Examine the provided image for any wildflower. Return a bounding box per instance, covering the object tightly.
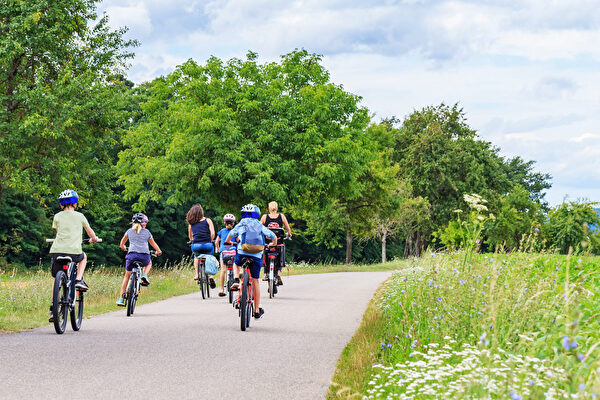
[578,353,585,361]
[431,252,436,257]
[579,384,586,391]
[428,279,434,287]
[528,380,534,386]
[437,297,442,302]
[561,336,570,351]
[509,391,522,400]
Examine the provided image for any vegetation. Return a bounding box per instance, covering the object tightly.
[329,252,600,399]
[1,0,597,270]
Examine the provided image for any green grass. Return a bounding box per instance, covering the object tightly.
[329,252,600,399]
[0,260,199,332]
[0,258,401,332]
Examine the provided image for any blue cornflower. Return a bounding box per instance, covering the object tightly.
[460,279,465,284]
[401,290,405,294]
[562,336,570,350]
[437,297,442,302]
[579,384,586,391]
[528,380,534,386]
[578,353,585,361]
[431,253,435,257]
[428,279,434,287]
[509,391,522,400]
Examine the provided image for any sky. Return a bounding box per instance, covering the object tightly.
[97,0,600,206]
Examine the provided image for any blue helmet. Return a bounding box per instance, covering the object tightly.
[58,189,79,206]
[240,204,260,219]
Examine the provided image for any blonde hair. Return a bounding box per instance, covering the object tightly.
[268,201,278,213]
[132,222,142,234]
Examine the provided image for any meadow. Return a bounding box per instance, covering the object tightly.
[329,252,600,399]
[0,259,400,332]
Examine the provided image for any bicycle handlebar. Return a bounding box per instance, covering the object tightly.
[46,238,102,243]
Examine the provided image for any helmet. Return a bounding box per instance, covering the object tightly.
[240,204,260,219]
[58,189,79,206]
[132,213,148,223]
[223,213,236,223]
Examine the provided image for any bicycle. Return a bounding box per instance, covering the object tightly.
[124,250,157,317]
[188,241,211,299]
[46,238,102,334]
[235,257,255,331]
[222,249,237,304]
[264,228,290,299]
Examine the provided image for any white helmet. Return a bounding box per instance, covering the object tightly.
[223,213,236,223]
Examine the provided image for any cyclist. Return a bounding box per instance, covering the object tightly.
[226,204,277,319]
[260,201,292,285]
[215,213,238,297]
[48,190,99,321]
[116,213,162,306]
[187,203,216,288]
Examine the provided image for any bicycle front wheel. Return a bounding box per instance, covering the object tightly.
[126,276,136,316]
[240,272,249,331]
[52,271,68,334]
[228,271,234,304]
[200,263,206,299]
[70,289,84,331]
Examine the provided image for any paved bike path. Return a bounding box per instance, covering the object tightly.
[0,271,391,400]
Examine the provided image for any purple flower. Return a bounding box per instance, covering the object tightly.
[571,339,578,349]
[437,297,442,302]
[578,353,585,361]
[579,384,586,391]
[562,336,570,351]
[428,279,434,287]
[528,380,534,386]
[510,391,522,400]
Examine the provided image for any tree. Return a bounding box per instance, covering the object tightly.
[544,200,600,254]
[0,0,137,202]
[369,181,429,263]
[118,50,389,263]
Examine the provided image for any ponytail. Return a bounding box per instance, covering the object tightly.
[132,222,142,234]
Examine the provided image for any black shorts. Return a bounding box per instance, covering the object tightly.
[50,253,85,277]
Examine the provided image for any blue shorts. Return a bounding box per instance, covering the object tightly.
[191,242,214,258]
[125,252,151,271]
[234,254,262,279]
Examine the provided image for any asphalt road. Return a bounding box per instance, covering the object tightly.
[0,271,391,400]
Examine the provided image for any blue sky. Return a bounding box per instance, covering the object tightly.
[98,0,600,206]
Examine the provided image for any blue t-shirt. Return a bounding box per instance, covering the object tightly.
[228,218,276,258]
[217,228,236,253]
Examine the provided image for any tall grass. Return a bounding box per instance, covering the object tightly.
[357,252,600,398]
[0,259,198,331]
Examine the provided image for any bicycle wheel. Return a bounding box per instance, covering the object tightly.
[227,270,234,304]
[240,271,249,331]
[246,301,252,328]
[199,262,206,299]
[268,260,275,299]
[70,289,84,331]
[52,271,68,334]
[126,275,136,316]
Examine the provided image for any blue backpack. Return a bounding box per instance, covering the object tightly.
[240,220,265,253]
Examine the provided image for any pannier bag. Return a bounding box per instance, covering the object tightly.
[202,254,219,275]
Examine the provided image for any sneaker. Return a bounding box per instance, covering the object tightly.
[276,275,283,286]
[141,273,150,286]
[254,307,265,319]
[262,275,269,281]
[209,277,216,289]
[231,278,240,291]
[74,280,89,292]
[116,297,125,307]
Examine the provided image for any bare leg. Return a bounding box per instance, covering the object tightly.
[253,278,260,312]
[219,260,226,292]
[193,257,199,280]
[75,253,87,281]
[120,271,132,296]
[143,261,152,275]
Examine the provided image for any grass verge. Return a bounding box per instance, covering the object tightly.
[328,252,600,399]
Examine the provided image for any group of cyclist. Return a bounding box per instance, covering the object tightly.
[48,189,291,322]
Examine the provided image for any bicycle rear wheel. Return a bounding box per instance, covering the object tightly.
[199,262,206,299]
[52,271,68,334]
[240,271,249,331]
[268,260,275,299]
[70,290,84,331]
[227,270,234,304]
[126,275,136,316]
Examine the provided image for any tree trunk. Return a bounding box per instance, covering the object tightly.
[345,229,353,265]
[381,231,387,263]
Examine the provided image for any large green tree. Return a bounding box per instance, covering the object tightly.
[118,50,391,262]
[0,0,136,202]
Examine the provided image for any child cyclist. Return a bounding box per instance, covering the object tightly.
[226,204,276,319]
[215,213,238,297]
[186,203,216,288]
[116,213,162,306]
[49,190,99,321]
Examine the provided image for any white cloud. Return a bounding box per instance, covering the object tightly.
[569,133,600,143]
[104,3,153,36]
